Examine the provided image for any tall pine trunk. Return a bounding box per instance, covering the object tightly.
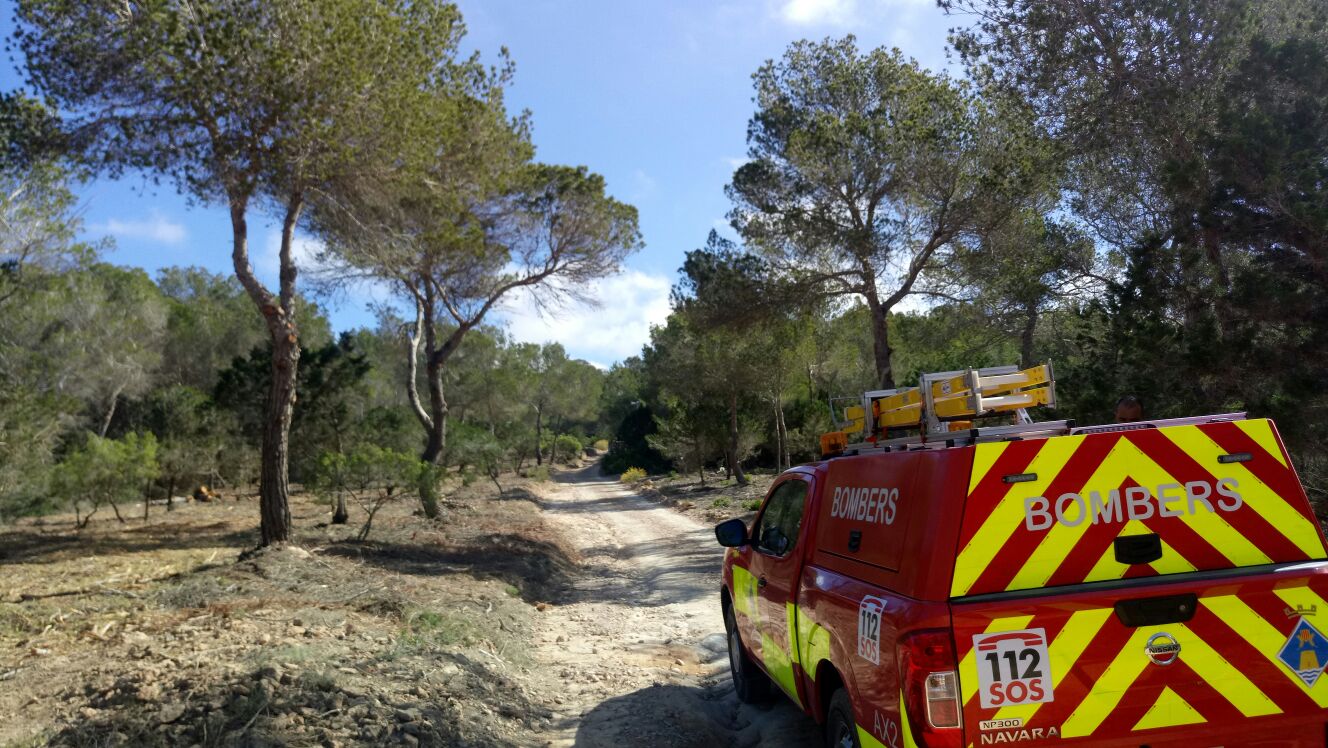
[421,352,448,466]
[865,288,894,389]
[534,407,544,466]
[230,193,299,546]
[774,394,790,471]
[728,389,748,487]
[1020,302,1039,369]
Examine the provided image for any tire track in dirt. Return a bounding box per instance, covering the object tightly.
[528,463,821,748]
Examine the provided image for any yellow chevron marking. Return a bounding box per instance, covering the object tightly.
[1110,438,1264,568]
[1236,419,1289,468]
[857,725,889,748]
[970,441,1011,495]
[1084,521,1199,582]
[952,437,1081,596]
[1202,595,1328,707]
[1163,425,1324,558]
[1132,687,1205,731]
[994,608,1113,724]
[1150,537,1199,575]
[899,692,921,748]
[1008,439,1134,590]
[1061,627,1155,738]
[732,565,760,623]
[960,615,1035,705]
[1171,622,1280,717]
[1273,585,1328,626]
[1086,542,1129,582]
[795,604,832,681]
[761,630,802,706]
[1006,436,1266,591]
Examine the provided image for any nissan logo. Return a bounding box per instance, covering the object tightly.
[1145,632,1181,666]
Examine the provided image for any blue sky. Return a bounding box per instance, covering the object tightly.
[0,0,958,366]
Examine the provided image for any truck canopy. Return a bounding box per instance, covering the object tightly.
[951,418,1325,598]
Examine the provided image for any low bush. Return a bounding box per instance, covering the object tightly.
[553,434,583,464]
[712,497,731,508]
[593,439,609,452]
[620,467,647,482]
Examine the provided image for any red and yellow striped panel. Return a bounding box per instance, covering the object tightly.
[951,419,1325,598]
[954,573,1328,744]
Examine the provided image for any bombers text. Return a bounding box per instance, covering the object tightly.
[830,486,899,525]
[1023,478,1242,531]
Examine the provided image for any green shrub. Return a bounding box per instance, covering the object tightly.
[620,467,647,482]
[593,439,609,452]
[553,434,583,464]
[50,432,160,527]
[310,445,423,540]
[527,465,550,482]
[712,497,731,508]
[744,499,763,511]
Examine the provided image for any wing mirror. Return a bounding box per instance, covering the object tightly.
[714,518,748,548]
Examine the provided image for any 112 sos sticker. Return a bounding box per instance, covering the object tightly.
[973,629,1055,709]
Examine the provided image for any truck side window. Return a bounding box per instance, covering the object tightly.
[755,480,808,557]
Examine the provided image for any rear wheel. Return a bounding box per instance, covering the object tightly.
[825,689,860,748]
[724,604,771,704]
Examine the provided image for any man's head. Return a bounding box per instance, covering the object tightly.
[1115,395,1144,423]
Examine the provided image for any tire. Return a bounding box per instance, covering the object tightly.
[724,604,772,704]
[825,689,860,748]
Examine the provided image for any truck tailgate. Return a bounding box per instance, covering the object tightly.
[952,563,1328,747]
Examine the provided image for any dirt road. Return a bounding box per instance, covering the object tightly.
[529,464,822,748]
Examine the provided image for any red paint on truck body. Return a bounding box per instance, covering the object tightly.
[720,418,1328,747]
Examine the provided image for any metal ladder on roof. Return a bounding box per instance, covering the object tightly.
[820,363,1066,456]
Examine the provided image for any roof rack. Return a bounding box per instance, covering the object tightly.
[820,363,1060,457]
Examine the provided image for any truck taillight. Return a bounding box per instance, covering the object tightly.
[924,672,960,727]
[899,630,963,747]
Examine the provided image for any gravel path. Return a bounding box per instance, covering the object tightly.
[529,463,821,748]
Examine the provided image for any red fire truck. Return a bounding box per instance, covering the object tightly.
[717,364,1328,747]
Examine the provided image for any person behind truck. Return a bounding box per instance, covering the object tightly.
[1115,395,1144,423]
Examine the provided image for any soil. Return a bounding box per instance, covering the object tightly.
[625,471,777,527]
[0,461,820,747]
[525,464,819,747]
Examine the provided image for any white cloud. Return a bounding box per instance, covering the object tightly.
[773,0,931,27]
[499,270,673,365]
[258,229,326,278]
[779,0,858,25]
[95,211,186,244]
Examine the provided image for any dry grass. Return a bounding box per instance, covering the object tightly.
[0,474,574,747]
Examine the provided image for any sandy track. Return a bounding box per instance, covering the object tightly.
[529,464,821,748]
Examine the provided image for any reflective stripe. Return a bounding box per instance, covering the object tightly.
[1132,687,1204,731]
[795,603,832,681]
[731,565,759,622]
[1163,426,1321,558]
[1167,622,1279,718]
[761,630,802,706]
[953,438,1080,596]
[952,419,1324,597]
[1060,627,1155,738]
[898,691,921,748]
[857,725,889,748]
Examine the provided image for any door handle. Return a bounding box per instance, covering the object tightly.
[758,576,767,588]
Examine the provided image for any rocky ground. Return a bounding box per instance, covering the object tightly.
[0,461,819,748]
